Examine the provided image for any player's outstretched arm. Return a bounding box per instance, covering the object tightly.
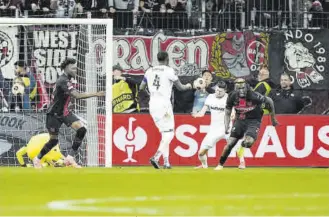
[16,147,28,167]
[265,96,279,126]
[70,90,105,99]
[173,80,192,91]
[192,105,208,118]
[224,108,232,133]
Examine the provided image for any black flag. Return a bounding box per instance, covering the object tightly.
[269,29,329,90]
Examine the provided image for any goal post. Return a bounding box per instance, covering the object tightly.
[0,18,113,168]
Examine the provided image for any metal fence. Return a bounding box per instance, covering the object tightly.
[0,5,329,33]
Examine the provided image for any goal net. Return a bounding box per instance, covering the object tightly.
[0,18,113,167]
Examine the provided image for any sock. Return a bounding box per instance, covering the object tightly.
[69,127,87,157]
[237,146,245,163]
[155,130,174,163]
[153,150,162,161]
[163,157,169,166]
[198,154,207,167]
[72,127,87,151]
[219,142,237,166]
[37,139,58,160]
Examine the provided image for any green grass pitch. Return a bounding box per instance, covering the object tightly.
[0,167,328,216]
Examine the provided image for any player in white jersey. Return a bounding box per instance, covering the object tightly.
[192,81,245,168]
[139,51,193,169]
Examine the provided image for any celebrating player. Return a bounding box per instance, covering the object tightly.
[33,58,105,168]
[215,78,278,170]
[16,133,65,168]
[139,51,193,169]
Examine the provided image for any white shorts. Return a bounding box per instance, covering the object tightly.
[149,102,174,132]
[200,128,227,151]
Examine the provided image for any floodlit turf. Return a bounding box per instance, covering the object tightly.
[0,167,328,216]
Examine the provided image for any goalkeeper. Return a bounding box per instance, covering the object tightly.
[16,133,65,167]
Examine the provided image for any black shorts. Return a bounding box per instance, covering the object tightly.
[230,119,261,140]
[46,113,80,134]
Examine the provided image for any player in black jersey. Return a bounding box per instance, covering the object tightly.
[215,78,278,170]
[33,58,105,168]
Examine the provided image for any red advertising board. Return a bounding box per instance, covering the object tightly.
[101,114,329,167]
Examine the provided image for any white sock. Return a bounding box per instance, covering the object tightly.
[198,154,208,167]
[153,150,162,161]
[156,131,174,164]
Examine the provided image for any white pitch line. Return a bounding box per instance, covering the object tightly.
[47,193,329,214]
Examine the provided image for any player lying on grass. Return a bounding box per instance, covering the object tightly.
[192,81,245,169]
[16,133,65,168]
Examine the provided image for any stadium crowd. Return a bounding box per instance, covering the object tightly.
[0,0,328,29]
[0,0,328,114]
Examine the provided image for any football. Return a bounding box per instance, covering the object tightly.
[193,77,206,90]
[11,82,25,96]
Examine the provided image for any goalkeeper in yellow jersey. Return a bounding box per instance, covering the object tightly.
[16,133,65,167]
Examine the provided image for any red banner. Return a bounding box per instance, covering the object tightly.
[113,31,269,79]
[104,114,329,167]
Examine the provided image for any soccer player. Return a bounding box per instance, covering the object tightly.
[33,58,105,168]
[16,133,65,168]
[139,51,193,169]
[215,78,278,170]
[192,81,232,168]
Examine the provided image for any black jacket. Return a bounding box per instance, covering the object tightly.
[269,87,305,114]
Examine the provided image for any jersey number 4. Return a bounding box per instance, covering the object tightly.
[153,74,160,90]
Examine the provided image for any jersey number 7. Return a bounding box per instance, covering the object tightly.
[153,74,160,90]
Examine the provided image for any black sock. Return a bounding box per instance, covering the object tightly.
[68,127,87,156]
[219,143,237,166]
[37,139,58,159]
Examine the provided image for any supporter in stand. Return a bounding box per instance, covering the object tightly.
[112,64,140,113]
[164,0,187,29]
[308,0,324,27]
[139,0,166,29]
[52,0,77,18]
[75,0,111,18]
[174,69,215,113]
[269,73,312,114]
[253,66,276,115]
[112,0,139,28]
[192,70,216,113]
[0,0,22,17]
[10,61,37,112]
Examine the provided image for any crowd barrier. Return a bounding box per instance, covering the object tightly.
[2,8,329,31]
[108,113,329,167]
[0,112,328,167]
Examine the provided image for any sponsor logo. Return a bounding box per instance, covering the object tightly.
[113,117,147,162]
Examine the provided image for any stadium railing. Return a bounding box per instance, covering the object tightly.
[2,8,329,31]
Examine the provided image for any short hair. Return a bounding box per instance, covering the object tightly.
[14,60,27,68]
[260,64,268,70]
[216,80,227,89]
[60,58,76,70]
[281,73,292,81]
[157,51,168,62]
[113,64,123,71]
[202,69,212,75]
